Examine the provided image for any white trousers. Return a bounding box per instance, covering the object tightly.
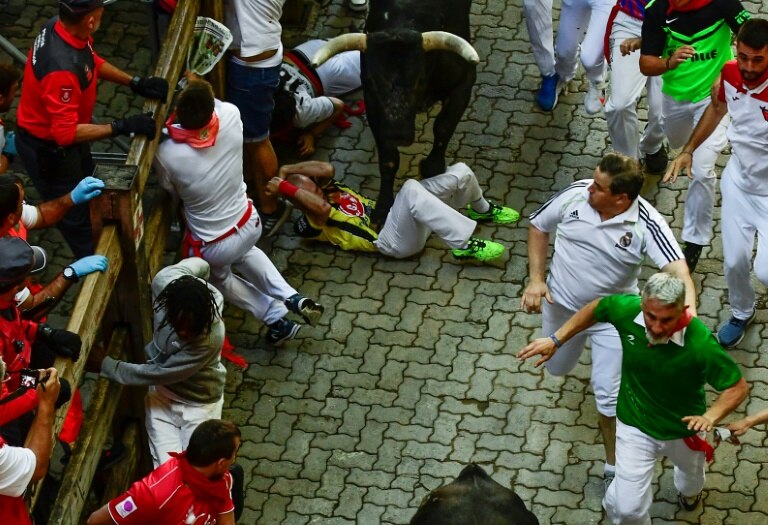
[721,159,768,319]
[555,0,614,84]
[603,420,706,525]
[523,0,556,76]
[542,301,622,416]
[663,94,729,245]
[197,206,296,325]
[604,12,665,158]
[374,165,479,258]
[145,388,224,468]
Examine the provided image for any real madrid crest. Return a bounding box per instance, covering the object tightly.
[617,231,633,249]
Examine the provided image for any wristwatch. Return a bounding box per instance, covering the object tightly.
[62,266,79,283]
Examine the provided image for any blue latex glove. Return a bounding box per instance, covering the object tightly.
[68,255,108,277]
[2,131,16,156]
[70,177,105,205]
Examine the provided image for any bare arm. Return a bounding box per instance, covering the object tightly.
[278,161,336,182]
[520,225,552,313]
[297,98,346,157]
[664,100,728,183]
[266,176,332,226]
[218,511,235,525]
[727,406,768,437]
[18,273,73,320]
[639,45,695,76]
[517,298,601,367]
[72,123,115,144]
[98,61,133,86]
[86,505,116,525]
[661,259,697,316]
[682,377,749,432]
[28,193,76,229]
[70,62,132,144]
[24,368,60,482]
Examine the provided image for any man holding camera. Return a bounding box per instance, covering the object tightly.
[0,363,61,525]
[15,0,168,258]
[0,238,83,445]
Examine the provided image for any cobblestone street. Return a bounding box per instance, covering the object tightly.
[3,0,768,523]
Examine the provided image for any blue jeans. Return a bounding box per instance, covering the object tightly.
[226,61,281,141]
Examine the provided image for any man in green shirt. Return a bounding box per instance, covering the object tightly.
[639,0,749,271]
[518,272,748,523]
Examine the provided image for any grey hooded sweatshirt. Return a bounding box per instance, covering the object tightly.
[100,258,227,404]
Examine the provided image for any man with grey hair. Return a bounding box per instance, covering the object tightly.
[518,272,748,522]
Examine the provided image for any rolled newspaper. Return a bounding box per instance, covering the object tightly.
[177,17,233,90]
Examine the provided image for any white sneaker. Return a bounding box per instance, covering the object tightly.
[584,81,605,115]
[348,0,368,11]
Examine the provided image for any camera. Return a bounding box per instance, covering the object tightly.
[19,369,48,389]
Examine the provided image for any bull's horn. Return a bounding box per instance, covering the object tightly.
[421,31,480,64]
[311,34,367,67]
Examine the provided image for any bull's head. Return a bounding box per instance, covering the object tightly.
[409,464,540,525]
[312,31,479,146]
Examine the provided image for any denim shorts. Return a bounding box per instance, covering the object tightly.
[226,61,281,142]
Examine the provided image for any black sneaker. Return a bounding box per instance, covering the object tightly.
[266,317,301,346]
[643,146,669,174]
[259,200,294,238]
[285,293,324,326]
[678,492,702,511]
[98,442,127,470]
[683,242,703,272]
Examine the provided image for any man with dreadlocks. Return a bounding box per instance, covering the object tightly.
[100,258,227,467]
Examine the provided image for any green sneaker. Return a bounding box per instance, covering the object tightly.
[451,238,505,262]
[467,201,521,224]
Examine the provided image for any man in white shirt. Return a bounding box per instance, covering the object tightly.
[225,0,289,236]
[521,152,695,487]
[156,79,323,346]
[0,366,60,525]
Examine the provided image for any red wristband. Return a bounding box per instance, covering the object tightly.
[278,180,299,198]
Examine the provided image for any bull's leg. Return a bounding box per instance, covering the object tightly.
[421,72,476,178]
[372,145,400,225]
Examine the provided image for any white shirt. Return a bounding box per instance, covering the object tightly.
[721,63,768,194]
[0,444,36,497]
[155,100,250,242]
[226,0,285,63]
[293,40,361,96]
[530,180,684,311]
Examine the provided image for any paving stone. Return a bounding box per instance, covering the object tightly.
[6,0,766,522]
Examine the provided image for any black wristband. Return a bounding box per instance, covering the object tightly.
[130,75,141,91]
[549,334,562,349]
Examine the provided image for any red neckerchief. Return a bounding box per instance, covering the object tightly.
[165,112,219,149]
[671,306,693,333]
[168,451,232,508]
[667,0,714,15]
[683,435,715,462]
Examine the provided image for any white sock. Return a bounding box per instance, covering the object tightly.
[471,198,490,213]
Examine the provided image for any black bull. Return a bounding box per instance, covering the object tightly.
[410,464,540,525]
[312,0,478,223]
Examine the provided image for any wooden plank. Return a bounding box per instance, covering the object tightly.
[46,328,129,525]
[129,0,201,197]
[98,422,141,509]
[146,192,178,278]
